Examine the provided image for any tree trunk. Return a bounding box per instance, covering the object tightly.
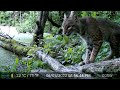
[48,14,52,32]
[32,11,49,46]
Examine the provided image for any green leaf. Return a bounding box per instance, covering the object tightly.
[67,48,73,54]
[81,11,88,17]
[15,58,19,65]
[56,35,63,41]
[63,35,69,44]
[91,12,97,18]
[103,48,108,52]
[33,60,43,68]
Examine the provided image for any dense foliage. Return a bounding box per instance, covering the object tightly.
[0,11,39,33]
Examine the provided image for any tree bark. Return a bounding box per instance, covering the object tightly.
[48,14,52,32]
[32,11,49,46]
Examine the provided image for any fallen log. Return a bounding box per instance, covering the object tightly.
[0,42,30,56]
[0,35,41,56]
[36,50,81,73]
[35,50,120,79]
[0,35,26,46]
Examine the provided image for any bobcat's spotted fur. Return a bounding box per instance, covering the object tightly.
[61,11,120,65]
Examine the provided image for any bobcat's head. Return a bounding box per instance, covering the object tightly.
[61,11,81,36]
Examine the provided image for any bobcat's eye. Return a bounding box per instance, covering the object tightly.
[66,26,71,29]
[67,26,72,30]
[67,25,75,30]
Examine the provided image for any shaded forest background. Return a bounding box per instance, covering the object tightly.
[0,11,119,33]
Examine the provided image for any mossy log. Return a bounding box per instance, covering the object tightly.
[0,36,26,46]
[0,43,30,56]
[0,36,40,56]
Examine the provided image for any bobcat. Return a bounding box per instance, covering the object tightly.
[61,11,120,66]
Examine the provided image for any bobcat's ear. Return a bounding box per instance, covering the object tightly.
[64,13,67,21]
[74,15,79,22]
[69,11,75,18]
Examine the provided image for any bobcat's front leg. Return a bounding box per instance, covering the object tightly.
[79,40,103,66]
[89,40,103,63]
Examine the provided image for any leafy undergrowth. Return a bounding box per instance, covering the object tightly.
[42,34,85,66]
[0,33,110,73]
[19,33,110,72]
[41,33,110,65]
[4,34,86,72]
